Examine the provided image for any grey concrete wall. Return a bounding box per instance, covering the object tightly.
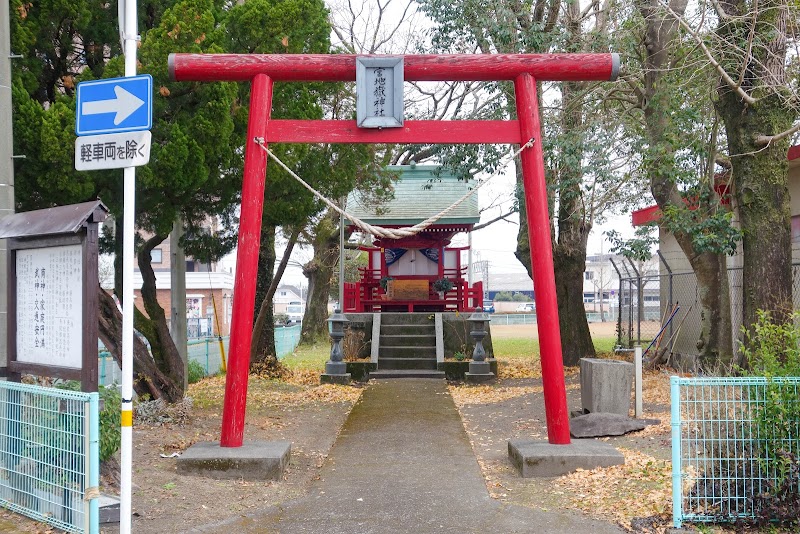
[343,313,375,360]
[441,313,494,359]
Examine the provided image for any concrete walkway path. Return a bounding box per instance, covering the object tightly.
[196,379,623,533]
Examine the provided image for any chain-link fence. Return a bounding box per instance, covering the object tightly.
[615,256,800,366]
[611,257,662,347]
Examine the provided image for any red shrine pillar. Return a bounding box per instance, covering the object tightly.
[221,74,274,447]
[514,73,571,445]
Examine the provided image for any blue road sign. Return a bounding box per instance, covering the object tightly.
[75,75,152,136]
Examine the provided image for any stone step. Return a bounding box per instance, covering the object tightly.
[380,334,435,347]
[369,369,446,379]
[377,358,438,370]
[378,312,437,326]
[379,346,436,359]
[380,324,435,336]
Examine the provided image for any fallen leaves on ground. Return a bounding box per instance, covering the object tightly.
[448,384,543,406]
[642,370,673,406]
[497,358,542,379]
[636,412,671,437]
[189,375,362,409]
[554,447,672,531]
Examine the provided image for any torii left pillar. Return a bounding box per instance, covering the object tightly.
[220,73,273,446]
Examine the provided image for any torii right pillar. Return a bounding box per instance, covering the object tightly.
[508,71,626,477]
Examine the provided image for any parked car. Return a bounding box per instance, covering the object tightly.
[482,300,495,313]
[515,302,535,312]
[286,301,305,325]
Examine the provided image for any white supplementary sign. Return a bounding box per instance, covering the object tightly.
[74,130,151,171]
[16,245,83,369]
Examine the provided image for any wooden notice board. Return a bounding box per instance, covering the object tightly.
[388,279,429,301]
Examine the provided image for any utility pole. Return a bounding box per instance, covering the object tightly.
[170,218,188,389]
[0,0,17,368]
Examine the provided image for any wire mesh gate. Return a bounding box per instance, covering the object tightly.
[671,376,800,528]
[0,382,99,533]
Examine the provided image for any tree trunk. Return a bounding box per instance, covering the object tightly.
[716,93,793,330]
[301,211,340,344]
[251,225,277,365]
[554,78,596,365]
[638,0,735,368]
[106,219,184,401]
[135,234,185,400]
[98,288,183,401]
[251,228,299,361]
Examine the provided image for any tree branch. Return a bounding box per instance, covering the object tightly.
[754,122,800,147]
[660,0,757,104]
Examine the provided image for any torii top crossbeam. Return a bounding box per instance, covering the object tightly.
[169,53,619,82]
[169,52,619,448]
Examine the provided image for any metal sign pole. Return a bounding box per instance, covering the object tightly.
[120,0,138,530]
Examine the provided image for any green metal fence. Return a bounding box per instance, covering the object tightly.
[0,382,99,533]
[671,376,800,528]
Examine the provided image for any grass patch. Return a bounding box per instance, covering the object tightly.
[593,336,617,355]
[492,337,540,359]
[281,342,329,371]
[492,336,618,360]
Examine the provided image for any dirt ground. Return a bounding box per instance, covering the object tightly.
[3,324,683,533]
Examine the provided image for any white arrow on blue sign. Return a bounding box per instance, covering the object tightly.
[75,75,153,136]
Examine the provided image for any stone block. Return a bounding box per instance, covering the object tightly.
[98,494,121,523]
[570,412,660,438]
[320,372,351,385]
[177,440,291,481]
[580,358,633,416]
[438,359,498,380]
[508,439,624,477]
[346,361,377,382]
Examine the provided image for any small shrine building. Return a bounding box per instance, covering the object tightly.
[342,164,484,313]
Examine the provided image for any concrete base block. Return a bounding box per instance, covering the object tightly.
[508,439,624,477]
[98,494,121,523]
[320,373,351,385]
[465,360,495,383]
[177,440,291,481]
[325,361,347,375]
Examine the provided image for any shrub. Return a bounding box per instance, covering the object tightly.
[343,328,368,361]
[98,386,122,462]
[56,382,121,463]
[187,359,206,384]
[739,310,800,525]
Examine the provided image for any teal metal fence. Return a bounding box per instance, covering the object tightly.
[275,325,302,359]
[98,325,303,384]
[0,382,99,533]
[671,376,800,528]
[486,314,537,325]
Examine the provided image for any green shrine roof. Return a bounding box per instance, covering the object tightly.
[347,165,480,226]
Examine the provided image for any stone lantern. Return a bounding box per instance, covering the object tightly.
[465,308,494,383]
[321,309,351,384]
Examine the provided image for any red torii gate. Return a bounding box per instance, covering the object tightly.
[169,53,620,447]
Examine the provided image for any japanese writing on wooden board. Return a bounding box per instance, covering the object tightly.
[16,245,83,368]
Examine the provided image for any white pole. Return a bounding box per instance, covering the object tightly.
[120,0,138,531]
[634,345,643,418]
